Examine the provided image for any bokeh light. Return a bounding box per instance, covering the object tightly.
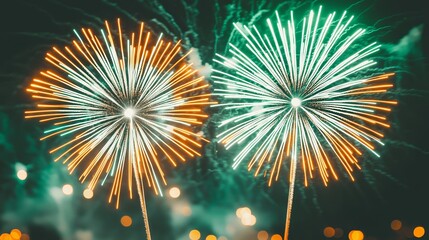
[169,187,181,198]
[270,234,282,240]
[413,226,425,238]
[0,233,12,240]
[324,226,335,238]
[120,215,132,227]
[236,207,251,218]
[9,229,21,240]
[348,230,364,240]
[241,214,257,226]
[218,237,227,240]
[206,234,216,240]
[83,189,94,199]
[62,184,73,195]
[257,230,269,240]
[189,229,201,240]
[391,220,402,231]
[237,206,257,227]
[16,170,27,181]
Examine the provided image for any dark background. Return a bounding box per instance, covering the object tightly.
[0,0,428,240]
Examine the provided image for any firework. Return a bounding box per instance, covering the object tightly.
[26,19,212,239]
[213,7,396,239]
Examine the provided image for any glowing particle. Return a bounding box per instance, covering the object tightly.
[189,229,201,240]
[120,215,132,227]
[169,187,181,199]
[348,230,364,240]
[9,229,21,240]
[236,207,251,219]
[62,184,73,195]
[414,226,425,238]
[391,220,402,231]
[17,170,27,181]
[323,227,335,238]
[83,189,94,199]
[241,214,257,226]
[0,234,12,240]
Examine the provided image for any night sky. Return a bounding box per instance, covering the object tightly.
[0,0,428,240]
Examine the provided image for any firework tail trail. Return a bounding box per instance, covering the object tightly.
[284,154,296,239]
[129,119,151,239]
[284,115,298,239]
[134,168,151,240]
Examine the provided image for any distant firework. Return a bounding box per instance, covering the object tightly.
[213,7,396,239]
[26,19,212,239]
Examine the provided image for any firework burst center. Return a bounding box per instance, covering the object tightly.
[123,107,136,119]
[290,98,302,108]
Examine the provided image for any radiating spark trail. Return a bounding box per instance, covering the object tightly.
[26,19,213,239]
[213,7,396,239]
